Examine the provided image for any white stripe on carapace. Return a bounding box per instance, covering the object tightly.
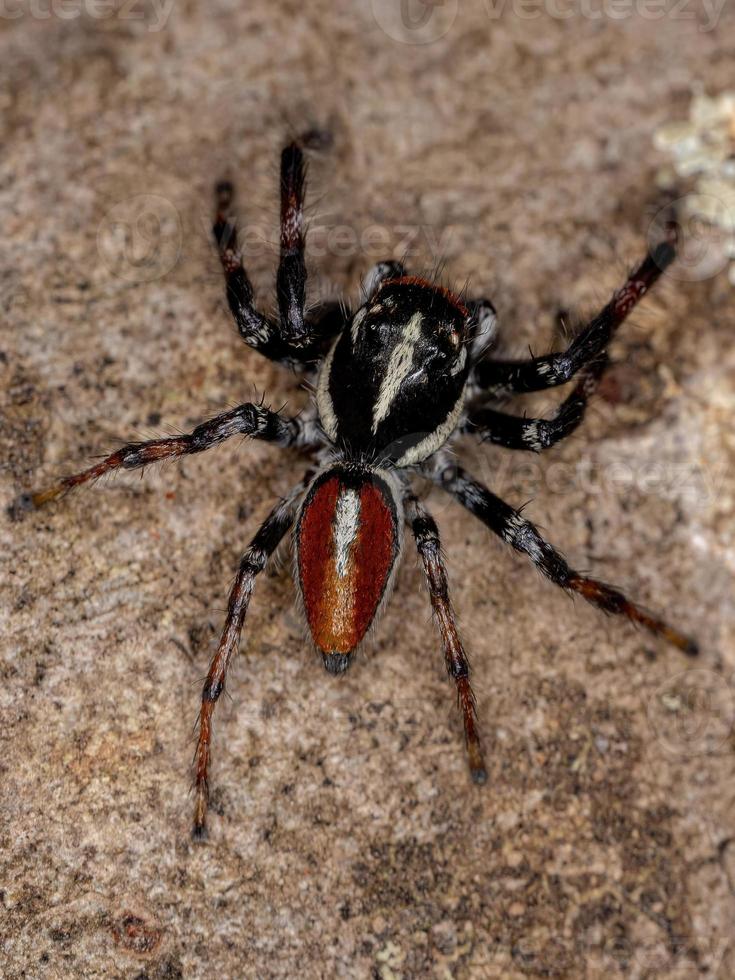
[316,339,339,441]
[333,488,361,577]
[371,311,423,434]
[350,307,367,346]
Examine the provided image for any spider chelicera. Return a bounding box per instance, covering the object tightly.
[17,142,697,839]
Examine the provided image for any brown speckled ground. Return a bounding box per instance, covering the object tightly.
[2,3,735,978]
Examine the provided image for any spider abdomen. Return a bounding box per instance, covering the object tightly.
[295,466,403,674]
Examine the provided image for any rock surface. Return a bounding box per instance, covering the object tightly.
[1,3,734,977]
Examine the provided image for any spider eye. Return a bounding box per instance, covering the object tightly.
[368,319,390,338]
[430,318,461,350]
[430,344,452,367]
[435,325,462,359]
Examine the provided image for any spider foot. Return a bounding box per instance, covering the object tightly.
[215,179,234,213]
[457,676,488,785]
[665,629,699,657]
[192,790,209,843]
[567,574,699,657]
[6,488,58,520]
[468,742,488,786]
[191,822,208,843]
[7,492,34,521]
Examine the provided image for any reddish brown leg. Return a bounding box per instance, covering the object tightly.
[192,493,298,840]
[14,403,301,513]
[406,494,487,785]
[436,463,698,656]
[473,230,677,395]
[213,143,339,363]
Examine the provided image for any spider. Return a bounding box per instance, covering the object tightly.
[16,141,698,840]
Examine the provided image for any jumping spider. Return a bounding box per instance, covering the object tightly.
[17,142,697,839]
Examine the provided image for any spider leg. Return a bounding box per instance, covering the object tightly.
[406,493,487,784]
[431,461,698,655]
[213,180,280,357]
[472,234,676,396]
[462,354,607,452]
[362,259,406,301]
[467,298,498,361]
[192,484,303,839]
[15,402,312,511]
[276,142,308,345]
[213,143,341,365]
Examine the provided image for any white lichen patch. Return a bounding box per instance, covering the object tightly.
[654,87,735,285]
[375,941,405,980]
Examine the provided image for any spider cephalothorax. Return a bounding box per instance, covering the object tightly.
[318,277,472,466]
[17,141,697,840]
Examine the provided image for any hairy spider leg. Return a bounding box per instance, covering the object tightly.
[15,403,311,511]
[277,143,308,344]
[362,259,406,301]
[462,354,608,452]
[405,494,487,784]
[193,485,306,840]
[434,463,698,655]
[472,234,676,396]
[213,144,341,365]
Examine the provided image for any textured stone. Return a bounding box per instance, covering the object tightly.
[1,3,734,978]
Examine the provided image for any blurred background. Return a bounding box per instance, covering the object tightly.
[1,2,734,977]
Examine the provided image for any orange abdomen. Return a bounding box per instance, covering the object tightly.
[295,468,401,659]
